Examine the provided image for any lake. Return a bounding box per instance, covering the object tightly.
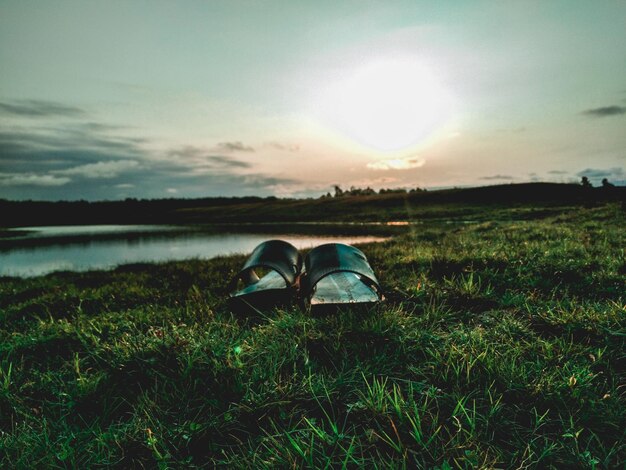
[0,225,388,277]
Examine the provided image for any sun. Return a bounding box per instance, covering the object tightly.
[316,58,454,152]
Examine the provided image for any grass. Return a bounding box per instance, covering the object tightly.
[0,202,624,468]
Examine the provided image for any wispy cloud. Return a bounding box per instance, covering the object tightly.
[367,157,425,171]
[167,146,252,171]
[548,170,568,175]
[0,126,145,175]
[582,105,626,117]
[0,172,70,187]
[53,160,141,179]
[80,122,132,132]
[240,175,299,187]
[0,99,86,118]
[0,100,301,200]
[0,123,142,154]
[265,141,301,152]
[203,155,250,168]
[576,167,623,178]
[480,174,514,180]
[215,141,255,152]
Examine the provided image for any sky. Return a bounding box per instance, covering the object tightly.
[1,0,625,201]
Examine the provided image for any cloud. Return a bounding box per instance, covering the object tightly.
[0,99,86,118]
[215,141,255,152]
[367,157,425,171]
[79,122,135,133]
[54,160,140,179]
[265,141,301,152]
[0,172,70,187]
[240,175,299,187]
[548,170,568,175]
[479,174,514,180]
[576,167,623,178]
[0,100,301,200]
[582,106,626,117]
[0,124,145,175]
[0,124,144,160]
[0,118,150,198]
[202,155,250,169]
[166,146,251,171]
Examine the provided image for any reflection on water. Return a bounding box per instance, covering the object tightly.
[5,224,180,238]
[0,229,387,277]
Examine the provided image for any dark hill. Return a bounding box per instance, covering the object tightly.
[1,183,623,227]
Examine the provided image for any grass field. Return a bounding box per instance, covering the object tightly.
[0,202,624,468]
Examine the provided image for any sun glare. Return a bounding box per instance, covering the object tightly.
[316,58,454,152]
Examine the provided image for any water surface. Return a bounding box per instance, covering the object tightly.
[0,226,387,277]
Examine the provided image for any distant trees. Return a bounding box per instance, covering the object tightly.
[581,176,617,189]
[602,178,615,188]
[579,175,621,207]
[378,188,406,195]
[333,185,375,197]
[347,186,376,196]
[325,185,425,198]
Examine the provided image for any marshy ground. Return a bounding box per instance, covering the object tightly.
[0,202,624,468]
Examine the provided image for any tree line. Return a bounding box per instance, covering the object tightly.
[320,185,426,198]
